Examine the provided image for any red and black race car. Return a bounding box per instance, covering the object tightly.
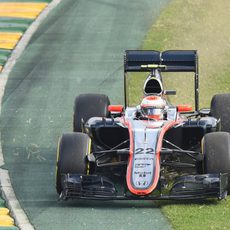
[56,50,230,200]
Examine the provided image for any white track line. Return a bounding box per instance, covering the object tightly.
[0,1,62,229]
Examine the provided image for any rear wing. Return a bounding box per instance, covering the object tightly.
[124,50,198,72]
[124,50,199,110]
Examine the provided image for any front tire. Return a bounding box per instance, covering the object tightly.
[203,132,230,190]
[73,94,110,132]
[56,132,91,194]
[210,94,230,132]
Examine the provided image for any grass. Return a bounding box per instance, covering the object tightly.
[156,198,230,230]
[134,0,230,229]
[141,0,230,108]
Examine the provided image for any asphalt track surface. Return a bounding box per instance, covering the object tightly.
[1,0,171,229]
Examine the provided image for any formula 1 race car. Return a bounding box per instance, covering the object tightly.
[56,50,230,200]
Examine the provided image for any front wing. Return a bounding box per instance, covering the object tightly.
[59,173,228,200]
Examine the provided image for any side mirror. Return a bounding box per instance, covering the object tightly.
[164,90,176,95]
[108,105,124,114]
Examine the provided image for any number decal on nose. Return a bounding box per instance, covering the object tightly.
[135,148,154,154]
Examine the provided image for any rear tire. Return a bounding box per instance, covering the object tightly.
[210,94,230,132]
[203,132,230,190]
[56,132,91,194]
[73,94,110,132]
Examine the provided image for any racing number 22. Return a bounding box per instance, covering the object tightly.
[135,148,154,154]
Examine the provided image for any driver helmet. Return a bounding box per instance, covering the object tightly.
[140,96,166,120]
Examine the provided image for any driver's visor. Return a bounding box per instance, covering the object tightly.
[141,108,163,116]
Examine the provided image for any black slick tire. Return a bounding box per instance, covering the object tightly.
[203,132,230,190]
[73,94,110,132]
[56,132,91,194]
[210,94,230,132]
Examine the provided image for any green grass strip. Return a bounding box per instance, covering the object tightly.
[0,27,27,33]
[0,18,32,25]
[0,50,11,65]
[0,49,11,56]
[0,18,32,32]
